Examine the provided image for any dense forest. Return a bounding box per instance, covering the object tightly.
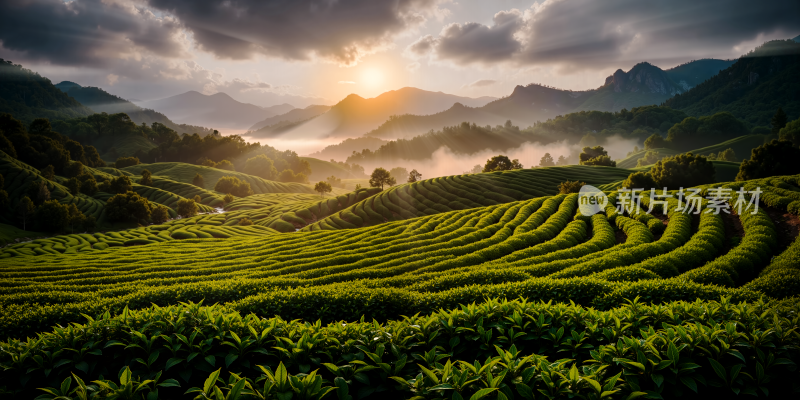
[0,59,94,123]
[664,40,800,127]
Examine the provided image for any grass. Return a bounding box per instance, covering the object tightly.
[0,223,44,247]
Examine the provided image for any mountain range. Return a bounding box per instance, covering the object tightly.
[54,82,215,135]
[136,91,297,130]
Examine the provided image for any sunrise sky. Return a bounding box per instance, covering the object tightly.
[1,0,798,107]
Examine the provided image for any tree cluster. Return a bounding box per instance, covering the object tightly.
[483,155,523,172]
[736,139,800,181]
[579,146,616,167]
[214,176,254,197]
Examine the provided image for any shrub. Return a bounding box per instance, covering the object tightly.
[557,180,585,194]
[35,200,69,231]
[39,165,54,180]
[64,161,84,178]
[216,160,235,171]
[192,173,205,188]
[177,198,198,218]
[193,195,202,203]
[115,156,140,169]
[223,193,234,204]
[736,139,800,181]
[779,117,800,147]
[621,172,657,190]
[139,169,152,186]
[635,150,662,167]
[151,205,170,224]
[579,146,616,167]
[78,173,98,196]
[239,217,253,226]
[650,152,715,189]
[643,133,667,149]
[106,191,151,222]
[100,175,133,194]
[65,177,80,195]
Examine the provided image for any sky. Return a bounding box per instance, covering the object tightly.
[1,0,798,107]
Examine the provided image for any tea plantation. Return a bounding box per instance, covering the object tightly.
[1,160,799,399]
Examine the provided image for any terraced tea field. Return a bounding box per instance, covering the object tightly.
[1,164,799,399]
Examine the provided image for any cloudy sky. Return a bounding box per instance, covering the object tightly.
[1,0,797,107]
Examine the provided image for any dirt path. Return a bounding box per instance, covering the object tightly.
[763,206,800,255]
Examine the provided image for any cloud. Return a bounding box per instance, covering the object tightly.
[0,0,188,68]
[146,0,445,66]
[463,79,498,88]
[408,0,800,69]
[406,62,421,72]
[107,74,120,86]
[338,81,357,85]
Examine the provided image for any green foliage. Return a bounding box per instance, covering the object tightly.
[16,196,34,230]
[717,148,737,162]
[557,180,585,194]
[177,198,198,218]
[772,107,788,134]
[635,150,662,167]
[579,146,616,167]
[140,169,153,186]
[667,112,751,150]
[277,169,308,184]
[621,172,657,189]
[193,173,205,189]
[779,117,800,147]
[242,154,277,180]
[314,181,332,197]
[65,177,80,195]
[389,167,408,181]
[215,176,254,198]
[368,167,396,190]
[644,133,667,150]
[483,155,523,172]
[239,217,253,226]
[115,156,140,169]
[35,200,69,231]
[539,152,555,167]
[151,205,170,225]
[40,165,54,180]
[736,139,800,181]
[223,194,235,204]
[217,160,236,171]
[650,153,716,189]
[106,191,152,222]
[100,175,133,194]
[407,169,422,183]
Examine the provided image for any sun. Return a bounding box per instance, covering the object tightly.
[361,68,384,88]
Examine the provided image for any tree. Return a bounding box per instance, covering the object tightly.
[621,172,657,190]
[389,167,408,181]
[17,196,35,230]
[193,173,205,188]
[223,194,234,204]
[407,169,422,183]
[718,148,737,162]
[78,173,98,196]
[635,151,662,167]
[243,154,277,180]
[650,153,715,189]
[66,204,85,233]
[140,169,152,186]
[314,181,332,197]
[106,191,151,222]
[644,134,667,150]
[216,160,235,171]
[35,200,69,232]
[539,153,555,167]
[193,195,202,203]
[557,181,585,194]
[36,181,51,204]
[369,168,396,190]
[66,177,80,195]
[151,205,170,224]
[326,175,343,188]
[483,155,523,172]
[779,118,800,147]
[177,198,198,218]
[115,157,140,169]
[215,176,253,197]
[466,164,482,174]
[64,161,84,178]
[40,165,55,180]
[771,107,788,135]
[101,176,133,194]
[278,169,308,183]
[579,146,616,167]
[239,217,253,226]
[199,158,217,168]
[556,155,568,166]
[82,215,97,232]
[736,139,800,181]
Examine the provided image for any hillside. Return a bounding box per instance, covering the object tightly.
[664,40,800,126]
[301,157,365,181]
[55,82,215,136]
[616,134,769,168]
[665,58,736,89]
[247,104,332,135]
[0,59,94,123]
[306,136,388,160]
[138,91,295,130]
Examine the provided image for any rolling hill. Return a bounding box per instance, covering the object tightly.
[138,91,296,130]
[54,82,215,136]
[664,40,800,126]
[248,104,332,133]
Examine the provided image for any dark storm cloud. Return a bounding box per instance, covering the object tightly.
[411,0,800,68]
[146,0,441,65]
[0,0,187,67]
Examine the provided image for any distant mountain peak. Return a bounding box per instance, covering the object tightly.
[603,62,681,95]
[54,81,82,92]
